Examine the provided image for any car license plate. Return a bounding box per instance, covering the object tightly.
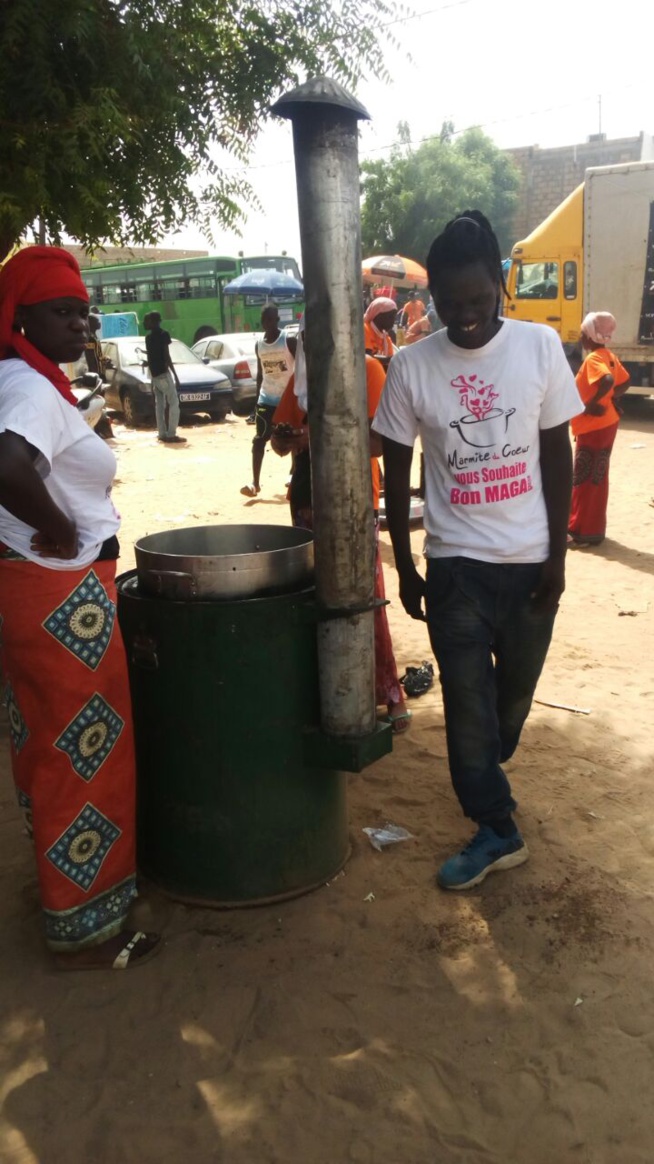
[181,392,211,402]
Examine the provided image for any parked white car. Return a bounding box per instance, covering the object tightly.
[191,333,260,416]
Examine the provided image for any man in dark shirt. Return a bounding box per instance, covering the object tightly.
[144,312,184,443]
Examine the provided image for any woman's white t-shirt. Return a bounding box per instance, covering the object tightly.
[373,319,583,564]
[0,360,120,570]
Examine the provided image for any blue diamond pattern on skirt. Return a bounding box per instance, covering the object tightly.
[55,693,124,782]
[17,788,33,838]
[44,875,137,948]
[3,681,29,753]
[42,570,115,671]
[46,802,121,891]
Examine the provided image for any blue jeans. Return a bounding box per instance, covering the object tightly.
[426,557,556,825]
[152,371,180,439]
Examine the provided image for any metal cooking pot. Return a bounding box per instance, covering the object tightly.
[134,524,314,601]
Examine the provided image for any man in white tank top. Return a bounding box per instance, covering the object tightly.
[241,305,296,497]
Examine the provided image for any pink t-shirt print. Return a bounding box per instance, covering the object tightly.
[449,373,515,449]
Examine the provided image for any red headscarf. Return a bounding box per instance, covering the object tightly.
[0,246,89,405]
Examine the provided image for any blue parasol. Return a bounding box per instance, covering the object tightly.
[222,269,304,298]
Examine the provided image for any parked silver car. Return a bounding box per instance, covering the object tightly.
[101,336,232,426]
[191,333,260,416]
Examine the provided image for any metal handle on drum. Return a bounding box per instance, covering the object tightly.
[147,569,198,599]
[131,633,159,670]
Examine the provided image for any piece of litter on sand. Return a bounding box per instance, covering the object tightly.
[534,699,592,715]
[364,892,376,903]
[362,825,414,851]
[574,997,584,1007]
[630,443,646,449]
[325,869,346,887]
[586,811,603,820]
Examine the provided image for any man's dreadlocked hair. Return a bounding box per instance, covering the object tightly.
[426,210,509,300]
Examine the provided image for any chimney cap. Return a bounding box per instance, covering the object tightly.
[271,76,370,121]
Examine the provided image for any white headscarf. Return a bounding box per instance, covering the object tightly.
[581,311,617,345]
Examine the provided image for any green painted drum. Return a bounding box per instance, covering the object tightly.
[116,573,348,906]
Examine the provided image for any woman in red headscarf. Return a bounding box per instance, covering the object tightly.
[0,246,159,969]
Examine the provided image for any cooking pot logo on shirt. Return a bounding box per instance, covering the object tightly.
[449,373,515,448]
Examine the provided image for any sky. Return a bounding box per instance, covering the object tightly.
[162,0,652,261]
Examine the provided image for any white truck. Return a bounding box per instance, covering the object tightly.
[506,161,654,394]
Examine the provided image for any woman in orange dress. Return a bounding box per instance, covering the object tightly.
[272,347,411,733]
[363,298,398,359]
[568,312,630,547]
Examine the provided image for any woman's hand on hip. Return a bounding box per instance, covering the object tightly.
[31,521,78,560]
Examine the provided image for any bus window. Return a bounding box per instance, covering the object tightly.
[563,261,577,300]
[157,276,183,301]
[241,255,302,281]
[103,282,123,305]
[187,274,216,299]
[515,261,559,300]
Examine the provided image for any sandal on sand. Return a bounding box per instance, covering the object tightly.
[112,931,161,970]
[55,931,161,973]
[567,534,590,549]
[385,709,412,734]
[240,484,261,498]
[401,662,435,697]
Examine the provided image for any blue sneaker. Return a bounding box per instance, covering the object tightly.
[437,824,528,890]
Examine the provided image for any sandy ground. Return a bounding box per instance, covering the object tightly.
[1,399,654,1164]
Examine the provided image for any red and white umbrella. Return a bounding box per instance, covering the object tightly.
[362,254,428,289]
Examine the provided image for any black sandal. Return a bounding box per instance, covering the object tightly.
[400,661,435,697]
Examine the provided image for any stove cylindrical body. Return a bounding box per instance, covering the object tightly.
[273,79,376,740]
[117,573,348,906]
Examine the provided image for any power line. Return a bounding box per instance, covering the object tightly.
[380,0,474,29]
[216,81,643,178]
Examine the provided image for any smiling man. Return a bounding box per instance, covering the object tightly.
[373,211,582,891]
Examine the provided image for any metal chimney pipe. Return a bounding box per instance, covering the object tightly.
[272,78,376,738]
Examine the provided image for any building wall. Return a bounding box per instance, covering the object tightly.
[505,133,653,244]
[69,245,208,269]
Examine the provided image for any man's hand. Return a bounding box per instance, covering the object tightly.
[531,556,565,613]
[398,563,427,621]
[271,426,308,457]
[584,401,605,417]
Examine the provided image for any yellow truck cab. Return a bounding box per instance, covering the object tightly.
[505,162,654,394]
[505,184,583,348]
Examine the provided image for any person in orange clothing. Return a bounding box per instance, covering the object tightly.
[404,313,432,345]
[568,311,630,547]
[401,292,426,330]
[363,298,398,358]
[271,346,411,733]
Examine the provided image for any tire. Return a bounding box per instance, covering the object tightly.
[231,398,256,418]
[193,325,219,345]
[121,391,143,428]
[209,406,230,423]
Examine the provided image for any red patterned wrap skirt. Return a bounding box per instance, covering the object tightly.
[0,557,137,951]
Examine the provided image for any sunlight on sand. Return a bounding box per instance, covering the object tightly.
[439,902,523,1008]
[196,1079,262,1134]
[0,1015,47,1164]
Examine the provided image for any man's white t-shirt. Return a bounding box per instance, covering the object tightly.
[0,360,120,570]
[256,331,295,406]
[373,319,582,564]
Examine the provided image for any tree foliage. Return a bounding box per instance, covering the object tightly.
[360,124,521,262]
[0,0,391,260]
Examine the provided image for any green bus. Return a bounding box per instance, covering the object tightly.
[81,254,304,346]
